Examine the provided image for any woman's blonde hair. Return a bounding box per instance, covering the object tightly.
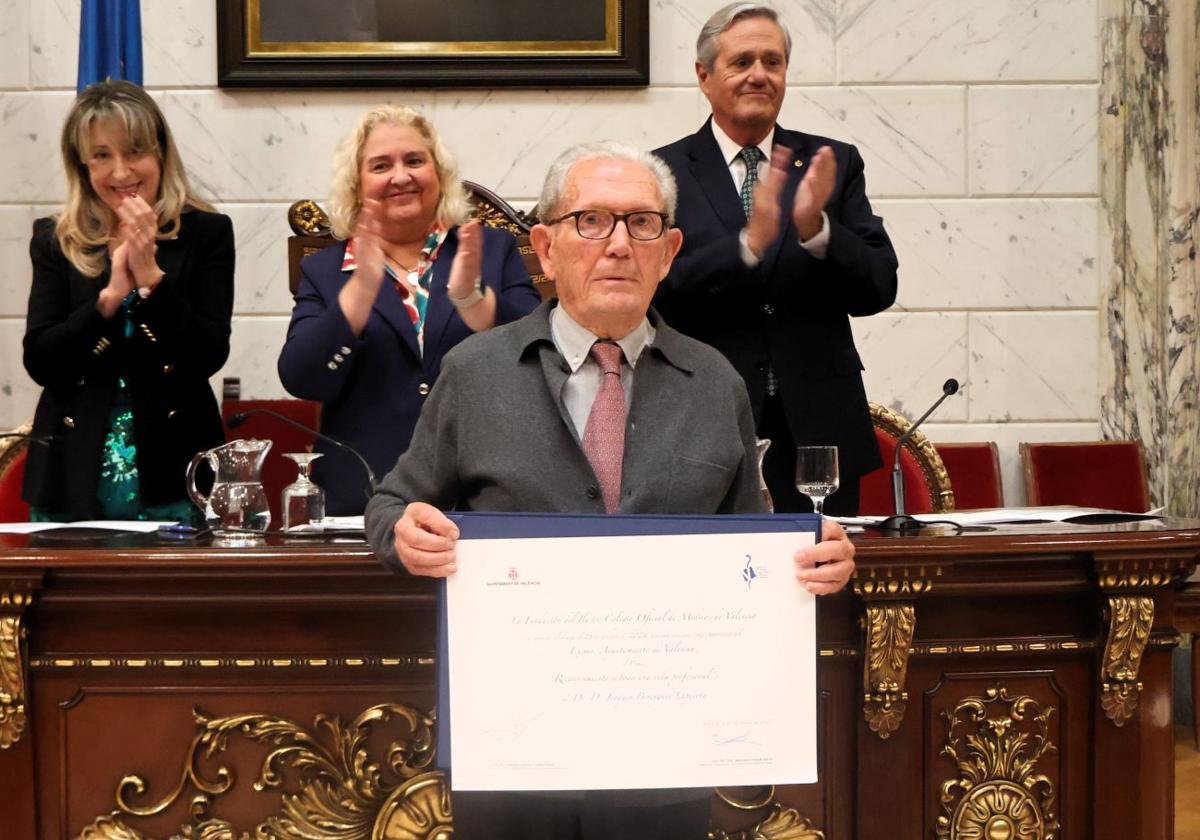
[327,105,469,240]
[56,80,212,278]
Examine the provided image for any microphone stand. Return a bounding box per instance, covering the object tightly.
[877,379,959,533]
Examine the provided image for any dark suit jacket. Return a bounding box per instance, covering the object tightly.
[653,119,898,480]
[22,210,234,517]
[278,225,541,515]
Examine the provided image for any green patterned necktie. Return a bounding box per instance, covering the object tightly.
[738,146,764,218]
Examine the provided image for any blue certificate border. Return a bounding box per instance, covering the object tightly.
[435,512,821,774]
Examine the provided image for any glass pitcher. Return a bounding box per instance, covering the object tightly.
[186,439,273,535]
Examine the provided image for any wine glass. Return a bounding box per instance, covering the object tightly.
[795,446,839,516]
[281,453,324,531]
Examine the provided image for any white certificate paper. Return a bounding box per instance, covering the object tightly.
[446,529,817,791]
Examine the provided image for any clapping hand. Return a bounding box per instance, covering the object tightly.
[338,198,389,335]
[446,219,484,300]
[744,145,793,258]
[792,145,835,242]
[115,195,163,293]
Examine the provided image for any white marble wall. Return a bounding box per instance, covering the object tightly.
[0,0,1105,505]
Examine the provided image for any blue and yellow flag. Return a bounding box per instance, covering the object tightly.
[77,0,143,92]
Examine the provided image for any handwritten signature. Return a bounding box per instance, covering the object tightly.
[484,711,545,743]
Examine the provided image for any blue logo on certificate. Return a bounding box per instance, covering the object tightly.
[742,554,769,589]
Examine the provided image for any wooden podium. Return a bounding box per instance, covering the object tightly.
[0,521,1196,840]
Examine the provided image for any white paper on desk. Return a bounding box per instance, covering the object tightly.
[0,520,173,533]
[446,530,817,791]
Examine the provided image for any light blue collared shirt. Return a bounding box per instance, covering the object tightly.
[550,305,655,439]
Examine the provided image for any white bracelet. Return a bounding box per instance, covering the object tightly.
[449,279,485,310]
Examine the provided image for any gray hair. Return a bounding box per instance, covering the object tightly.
[535,141,679,225]
[696,3,792,72]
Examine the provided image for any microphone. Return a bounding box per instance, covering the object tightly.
[226,409,377,499]
[878,378,959,533]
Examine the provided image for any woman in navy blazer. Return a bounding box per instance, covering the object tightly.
[278,106,540,515]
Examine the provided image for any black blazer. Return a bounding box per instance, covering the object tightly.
[653,120,898,480]
[22,210,234,517]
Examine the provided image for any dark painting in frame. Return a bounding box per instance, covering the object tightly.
[217,0,649,88]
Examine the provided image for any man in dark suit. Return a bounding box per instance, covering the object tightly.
[654,2,898,516]
[366,140,855,839]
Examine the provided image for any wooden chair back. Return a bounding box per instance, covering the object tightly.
[1019,440,1150,512]
[0,424,31,522]
[934,442,1004,510]
[858,404,955,516]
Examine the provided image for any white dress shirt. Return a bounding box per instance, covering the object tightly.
[550,305,655,439]
[708,120,830,264]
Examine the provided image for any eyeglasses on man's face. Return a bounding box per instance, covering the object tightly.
[545,209,670,241]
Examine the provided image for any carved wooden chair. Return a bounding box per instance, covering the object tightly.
[287,181,552,299]
[858,404,955,516]
[0,423,32,522]
[934,442,1004,510]
[1019,440,1150,512]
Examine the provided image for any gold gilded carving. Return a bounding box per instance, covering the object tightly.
[32,653,433,671]
[715,785,775,810]
[1095,555,1195,589]
[853,565,940,598]
[937,686,1059,840]
[709,803,824,840]
[287,199,332,237]
[77,703,448,840]
[472,202,522,237]
[0,592,30,750]
[1100,595,1154,725]
[862,602,915,738]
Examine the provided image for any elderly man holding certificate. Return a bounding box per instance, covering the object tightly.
[365,141,854,840]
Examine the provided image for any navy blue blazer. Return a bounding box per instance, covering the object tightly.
[277,225,541,515]
[653,120,898,480]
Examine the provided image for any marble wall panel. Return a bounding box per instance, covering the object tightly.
[838,0,1098,83]
[0,91,73,202]
[142,0,218,88]
[0,0,31,89]
[0,318,39,429]
[432,88,709,202]
[875,198,1099,309]
[217,204,296,315]
[778,87,966,196]
[157,90,435,203]
[0,205,36,317]
[924,420,1102,506]
[851,311,969,421]
[211,315,291,401]
[29,0,76,89]
[968,85,1099,195]
[968,312,1099,421]
[650,0,836,86]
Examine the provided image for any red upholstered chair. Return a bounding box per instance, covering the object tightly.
[934,442,1004,510]
[0,424,32,522]
[1019,440,1150,512]
[858,404,954,516]
[220,397,322,529]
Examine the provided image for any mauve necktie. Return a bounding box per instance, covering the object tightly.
[739,146,764,218]
[582,341,626,513]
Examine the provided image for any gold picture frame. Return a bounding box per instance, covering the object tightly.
[217,0,649,88]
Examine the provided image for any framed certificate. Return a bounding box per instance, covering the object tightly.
[439,512,820,791]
